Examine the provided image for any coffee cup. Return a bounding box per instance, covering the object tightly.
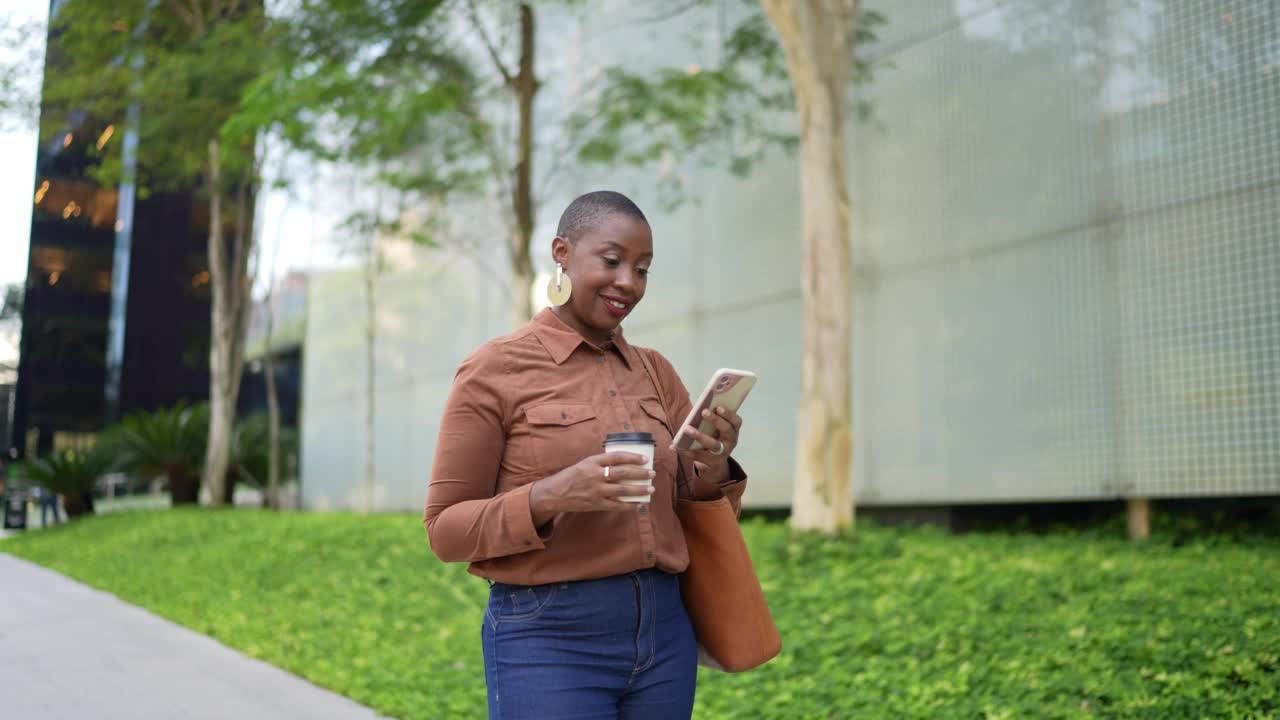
[603,432,655,503]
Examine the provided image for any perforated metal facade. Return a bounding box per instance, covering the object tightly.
[299,0,1279,510]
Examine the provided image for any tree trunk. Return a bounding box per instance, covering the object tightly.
[363,230,376,514]
[259,195,283,511]
[762,0,857,534]
[509,2,538,326]
[63,491,94,518]
[202,140,254,507]
[169,469,200,505]
[263,292,281,511]
[222,472,238,506]
[204,140,231,505]
[1127,497,1150,540]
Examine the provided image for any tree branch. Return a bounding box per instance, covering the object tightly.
[457,101,514,226]
[534,101,611,209]
[187,0,206,35]
[228,155,257,366]
[634,0,704,26]
[168,0,196,30]
[466,0,514,86]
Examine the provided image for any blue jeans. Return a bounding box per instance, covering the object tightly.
[482,568,697,720]
[39,496,60,527]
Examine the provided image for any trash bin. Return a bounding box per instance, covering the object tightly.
[3,491,27,530]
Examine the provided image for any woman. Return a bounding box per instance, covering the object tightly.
[424,191,748,719]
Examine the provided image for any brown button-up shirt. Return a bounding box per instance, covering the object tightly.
[424,308,747,585]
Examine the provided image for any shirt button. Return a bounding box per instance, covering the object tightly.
[596,356,605,364]
[609,389,617,397]
[644,552,653,561]
[638,506,647,514]
[623,423,631,430]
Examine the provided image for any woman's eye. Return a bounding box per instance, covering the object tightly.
[636,267,650,278]
[603,257,620,267]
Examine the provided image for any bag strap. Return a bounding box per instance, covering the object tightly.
[634,347,692,499]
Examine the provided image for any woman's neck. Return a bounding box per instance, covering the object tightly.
[550,306,612,347]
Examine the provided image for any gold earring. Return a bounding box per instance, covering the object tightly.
[546,262,573,306]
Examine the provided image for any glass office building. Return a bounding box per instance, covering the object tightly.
[9,11,210,457]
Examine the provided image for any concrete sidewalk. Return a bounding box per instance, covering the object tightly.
[0,553,388,719]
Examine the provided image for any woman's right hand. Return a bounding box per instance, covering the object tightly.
[529,452,654,521]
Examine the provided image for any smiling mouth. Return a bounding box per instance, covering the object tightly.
[601,295,632,315]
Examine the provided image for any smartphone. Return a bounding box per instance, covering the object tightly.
[671,368,757,451]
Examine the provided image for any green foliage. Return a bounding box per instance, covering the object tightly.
[4,512,1278,719]
[228,413,299,489]
[102,401,209,480]
[239,0,470,163]
[93,403,290,502]
[570,5,790,179]
[17,447,115,498]
[0,12,43,128]
[237,0,486,247]
[570,1,889,205]
[38,0,271,193]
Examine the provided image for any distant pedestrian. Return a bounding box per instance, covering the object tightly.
[33,486,61,527]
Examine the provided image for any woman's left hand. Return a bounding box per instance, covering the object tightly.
[671,405,742,469]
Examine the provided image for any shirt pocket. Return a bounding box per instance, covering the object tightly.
[638,399,681,501]
[523,402,601,474]
[639,399,675,444]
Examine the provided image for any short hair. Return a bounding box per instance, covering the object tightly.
[556,190,648,241]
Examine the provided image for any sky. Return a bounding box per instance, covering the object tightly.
[0,0,44,289]
[0,128,36,287]
[0,0,44,378]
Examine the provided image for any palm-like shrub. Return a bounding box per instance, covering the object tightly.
[20,447,116,518]
[103,401,209,505]
[228,413,299,507]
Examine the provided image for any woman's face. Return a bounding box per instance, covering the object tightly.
[553,213,653,337]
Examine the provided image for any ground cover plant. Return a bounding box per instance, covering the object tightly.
[3,509,1277,718]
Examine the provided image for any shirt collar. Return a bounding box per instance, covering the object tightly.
[532,308,634,370]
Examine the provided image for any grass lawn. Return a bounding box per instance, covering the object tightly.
[3,509,1278,719]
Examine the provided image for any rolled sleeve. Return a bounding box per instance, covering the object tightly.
[719,456,749,516]
[690,456,748,514]
[423,346,546,563]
